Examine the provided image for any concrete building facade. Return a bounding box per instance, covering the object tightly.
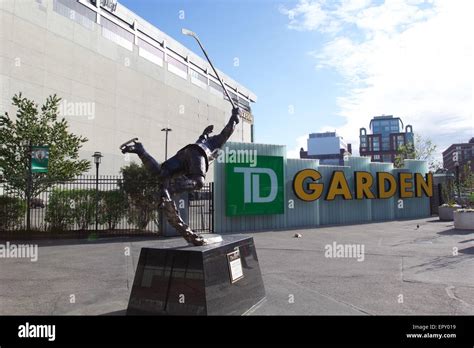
[300,132,351,165]
[442,137,474,174]
[0,0,256,178]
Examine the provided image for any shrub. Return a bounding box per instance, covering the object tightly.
[0,195,26,230]
[119,163,160,230]
[45,189,75,231]
[69,189,96,230]
[441,180,455,205]
[45,189,96,231]
[99,190,127,230]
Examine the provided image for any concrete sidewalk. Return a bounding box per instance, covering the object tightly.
[0,217,473,315]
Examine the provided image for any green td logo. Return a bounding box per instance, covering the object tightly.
[226,156,284,216]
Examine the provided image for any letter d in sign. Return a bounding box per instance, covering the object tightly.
[234,167,278,203]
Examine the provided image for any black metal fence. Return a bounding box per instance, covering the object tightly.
[188,184,214,233]
[0,176,214,239]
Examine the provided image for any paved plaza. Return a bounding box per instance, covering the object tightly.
[0,217,473,315]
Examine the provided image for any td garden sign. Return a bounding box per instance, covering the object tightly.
[292,169,432,201]
[226,156,285,216]
[215,143,433,233]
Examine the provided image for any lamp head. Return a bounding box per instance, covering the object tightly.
[92,151,103,164]
[181,28,197,38]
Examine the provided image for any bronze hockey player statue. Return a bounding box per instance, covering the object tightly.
[120,108,240,246]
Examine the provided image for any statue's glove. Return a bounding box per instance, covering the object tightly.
[202,125,214,136]
[231,107,241,124]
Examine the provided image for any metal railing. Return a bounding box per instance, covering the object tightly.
[0,176,214,239]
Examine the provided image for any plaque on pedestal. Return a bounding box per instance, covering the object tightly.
[127,235,265,315]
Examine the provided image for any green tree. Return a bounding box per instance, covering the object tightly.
[458,161,473,204]
[0,93,90,198]
[394,135,439,171]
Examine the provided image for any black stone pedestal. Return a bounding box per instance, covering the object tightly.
[127,235,265,315]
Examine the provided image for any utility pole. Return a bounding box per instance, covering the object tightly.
[161,127,172,160]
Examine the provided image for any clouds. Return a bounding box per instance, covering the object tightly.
[281,0,473,157]
[279,1,329,32]
[287,134,308,159]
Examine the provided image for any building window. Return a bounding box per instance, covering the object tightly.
[138,38,164,66]
[209,78,224,97]
[226,89,239,105]
[397,135,405,148]
[167,54,188,79]
[373,155,381,161]
[373,138,380,151]
[138,38,163,66]
[360,135,367,150]
[238,96,250,112]
[101,17,134,51]
[53,0,95,30]
[190,68,208,89]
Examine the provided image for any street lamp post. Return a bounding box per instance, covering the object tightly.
[161,127,172,160]
[452,150,460,200]
[159,127,171,235]
[455,163,460,199]
[22,140,32,232]
[92,152,103,232]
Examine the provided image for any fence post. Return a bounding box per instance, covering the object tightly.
[26,142,32,232]
[210,182,214,233]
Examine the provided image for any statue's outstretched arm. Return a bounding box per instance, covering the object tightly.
[213,107,241,148]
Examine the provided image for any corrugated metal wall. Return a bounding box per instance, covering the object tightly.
[214,142,431,233]
[286,159,320,228]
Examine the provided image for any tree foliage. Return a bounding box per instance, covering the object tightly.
[394,135,440,171]
[459,162,473,194]
[119,163,160,230]
[0,93,90,198]
[0,196,26,230]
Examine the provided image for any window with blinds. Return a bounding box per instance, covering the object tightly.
[167,54,188,79]
[53,0,95,30]
[190,68,208,89]
[101,17,133,51]
[138,37,164,66]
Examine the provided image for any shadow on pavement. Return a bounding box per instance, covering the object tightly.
[1,236,163,247]
[101,309,127,316]
[459,246,474,255]
[437,228,473,236]
[426,218,447,223]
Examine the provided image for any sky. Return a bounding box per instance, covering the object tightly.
[120,0,473,159]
